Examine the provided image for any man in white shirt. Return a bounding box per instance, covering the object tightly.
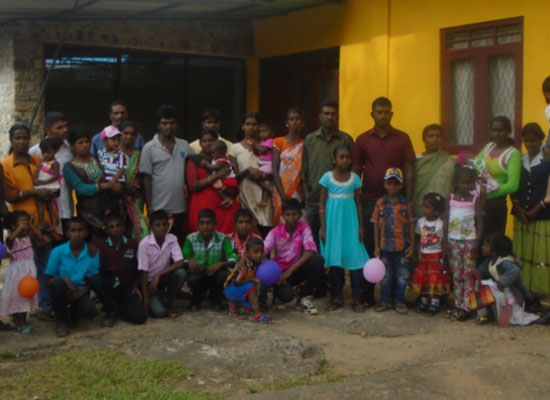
[29,111,74,234]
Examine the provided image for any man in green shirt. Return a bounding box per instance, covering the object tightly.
[183,208,238,311]
[302,100,354,245]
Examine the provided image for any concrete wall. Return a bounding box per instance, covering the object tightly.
[0,19,253,157]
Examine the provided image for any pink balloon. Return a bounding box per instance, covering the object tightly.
[363,258,386,283]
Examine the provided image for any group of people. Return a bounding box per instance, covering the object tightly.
[1,87,550,337]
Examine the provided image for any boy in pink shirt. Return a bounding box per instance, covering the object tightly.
[263,199,324,315]
[138,210,186,318]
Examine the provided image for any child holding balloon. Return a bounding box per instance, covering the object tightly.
[319,144,370,312]
[411,193,451,315]
[0,211,46,335]
[372,168,415,314]
[224,237,271,323]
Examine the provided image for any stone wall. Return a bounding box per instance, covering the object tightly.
[0,18,253,158]
[0,26,15,156]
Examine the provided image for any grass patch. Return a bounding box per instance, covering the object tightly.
[0,348,210,400]
[0,351,17,361]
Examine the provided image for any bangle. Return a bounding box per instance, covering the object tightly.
[19,191,24,200]
[319,209,325,213]
[540,200,546,208]
[96,183,100,192]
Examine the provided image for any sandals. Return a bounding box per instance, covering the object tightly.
[416,302,429,313]
[253,313,272,324]
[168,309,182,318]
[375,302,392,312]
[326,299,344,312]
[426,304,439,316]
[450,309,470,322]
[352,300,365,313]
[476,316,489,325]
[443,308,455,319]
[395,304,408,314]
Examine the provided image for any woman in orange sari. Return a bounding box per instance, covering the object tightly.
[272,108,305,224]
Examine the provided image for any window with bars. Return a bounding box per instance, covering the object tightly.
[441,17,523,154]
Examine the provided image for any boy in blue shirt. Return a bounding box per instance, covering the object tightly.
[45,217,111,337]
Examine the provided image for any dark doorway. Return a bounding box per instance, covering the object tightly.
[45,45,245,142]
[260,47,339,136]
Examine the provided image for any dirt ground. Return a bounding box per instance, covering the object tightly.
[1,292,550,400]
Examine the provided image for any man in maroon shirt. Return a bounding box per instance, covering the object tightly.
[352,97,416,306]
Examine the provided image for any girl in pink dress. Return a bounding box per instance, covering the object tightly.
[0,211,46,335]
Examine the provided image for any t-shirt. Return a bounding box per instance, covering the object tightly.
[415,217,444,254]
[139,134,194,214]
[97,148,127,182]
[45,242,99,290]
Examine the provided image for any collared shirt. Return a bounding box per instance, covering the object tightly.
[97,235,139,286]
[371,195,413,252]
[29,139,74,220]
[182,231,238,269]
[97,148,127,182]
[2,153,51,226]
[353,127,416,201]
[302,128,354,208]
[263,220,318,271]
[45,242,99,290]
[91,131,145,158]
[228,231,263,259]
[139,134,194,214]
[138,233,183,281]
[190,135,233,154]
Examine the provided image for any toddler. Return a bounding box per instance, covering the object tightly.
[224,237,271,323]
[33,137,62,230]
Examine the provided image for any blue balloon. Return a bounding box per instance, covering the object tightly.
[0,242,5,259]
[256,260,281,285]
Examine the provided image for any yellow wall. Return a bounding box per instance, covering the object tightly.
[251,0,550,155]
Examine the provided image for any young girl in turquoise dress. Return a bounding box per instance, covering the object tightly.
[320,145,369,312]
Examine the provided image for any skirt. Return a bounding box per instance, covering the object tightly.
[411,252,451,296]
[513,217,550,295]
[0,259,38,316]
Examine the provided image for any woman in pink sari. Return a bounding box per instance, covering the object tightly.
[272,108,305,224]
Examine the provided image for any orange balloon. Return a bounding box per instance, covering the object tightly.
[18,275,39,298]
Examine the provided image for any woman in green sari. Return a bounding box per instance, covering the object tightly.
[412,124,456,217]
[120,121,148,239]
